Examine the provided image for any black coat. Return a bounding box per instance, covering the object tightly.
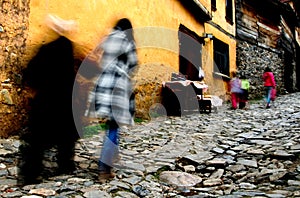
[23,36,79,143]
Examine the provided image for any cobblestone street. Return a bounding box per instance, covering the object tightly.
[1,92,300,197]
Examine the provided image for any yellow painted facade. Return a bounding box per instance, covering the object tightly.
[27,0,203,70]
[26,0,236,116]
[27,0,235,73]
[207,0,236,74]
[202,0,236,95]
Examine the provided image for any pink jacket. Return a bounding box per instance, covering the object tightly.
[263,72,276,87]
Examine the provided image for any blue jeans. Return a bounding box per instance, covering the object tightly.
[265,86,272,105]
[99,120,119,173]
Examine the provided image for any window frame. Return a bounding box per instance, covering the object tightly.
[211,0,216,11]
[225,0,234,25]
[213,38,230,80]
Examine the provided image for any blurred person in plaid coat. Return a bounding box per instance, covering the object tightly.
[86,18,138,182]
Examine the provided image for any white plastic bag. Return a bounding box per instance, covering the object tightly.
[211,96,223,107]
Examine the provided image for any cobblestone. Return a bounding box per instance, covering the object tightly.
[0,93,300,197]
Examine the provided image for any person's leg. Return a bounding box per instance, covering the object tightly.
[99,120,119,175]
[231,93,237,109]
[56,122,78,175]
[239,91,245,109]
[239,101,245,109]
[57,139,76,175]
[18,139,44,185]
[265,87,272,108]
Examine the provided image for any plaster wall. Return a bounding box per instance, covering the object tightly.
[27,0,207,70]
[203,0,237,97]
[0,0,237,136]
[26,0,207,120]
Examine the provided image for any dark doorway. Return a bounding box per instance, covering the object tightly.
[284,50,294,93]
[178,24,203,81]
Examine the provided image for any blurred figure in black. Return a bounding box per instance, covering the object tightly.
[18,36,79,185]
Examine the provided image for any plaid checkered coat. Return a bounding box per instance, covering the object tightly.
[87,29,138,125]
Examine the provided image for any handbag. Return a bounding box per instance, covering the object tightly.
[79,49,102,79]
[271,88,276,101]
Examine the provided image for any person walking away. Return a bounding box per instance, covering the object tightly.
[263,67,276,108]
[230,71,242,110]
[86,18,138,183]
[239,75,250,109]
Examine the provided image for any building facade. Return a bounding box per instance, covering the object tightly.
[235,0,300,99]
[0,0,237,136]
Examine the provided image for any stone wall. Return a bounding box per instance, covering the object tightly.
[0,0,31,137]
[236,41,285,99]
[134,63,175,119]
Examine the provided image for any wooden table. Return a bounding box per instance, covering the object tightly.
[162,81,211,115]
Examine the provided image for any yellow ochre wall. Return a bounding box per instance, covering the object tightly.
[202,0,236,95]
[209,0,236,76]
[27,0,206,71]
[26,0,236,118]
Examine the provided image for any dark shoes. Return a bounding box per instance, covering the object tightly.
[17,175,43,186]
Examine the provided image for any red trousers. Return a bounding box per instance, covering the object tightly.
[231,93,239,109]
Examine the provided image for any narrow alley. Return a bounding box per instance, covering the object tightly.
[0,92,300,197]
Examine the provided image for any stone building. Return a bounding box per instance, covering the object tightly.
[235,0,300,99]
[0,0,238,137]
[0,0,30,137]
